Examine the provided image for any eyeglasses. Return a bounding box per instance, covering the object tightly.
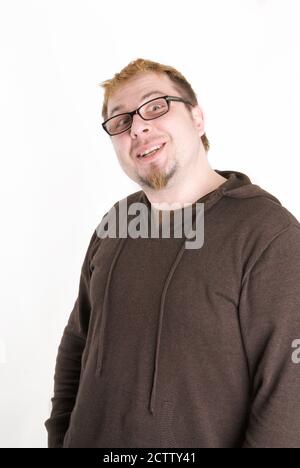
[102,95,193,136]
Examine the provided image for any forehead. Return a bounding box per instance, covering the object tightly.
[107,72,178,117]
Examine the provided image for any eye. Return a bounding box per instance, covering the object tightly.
[151,104,162,111]
[116,116,131,128]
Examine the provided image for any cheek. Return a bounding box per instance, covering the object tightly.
[114,142,129,160]
[116,147,133,170]
[163,120,189,143]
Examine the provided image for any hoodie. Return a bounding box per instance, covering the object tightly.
[45,169,300,448]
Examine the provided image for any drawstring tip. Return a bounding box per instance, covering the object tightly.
[95,363,102,377]
[149,396,155,415]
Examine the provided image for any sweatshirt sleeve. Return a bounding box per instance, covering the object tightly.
[44,228,100,448]
[239,223,300,448]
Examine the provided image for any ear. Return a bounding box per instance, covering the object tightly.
[191,105,205,137]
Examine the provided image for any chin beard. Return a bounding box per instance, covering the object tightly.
[137,161,178,191]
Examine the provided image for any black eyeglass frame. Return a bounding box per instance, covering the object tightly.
[102,95,194,136]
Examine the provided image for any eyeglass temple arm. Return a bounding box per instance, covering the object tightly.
[166,96,193,106]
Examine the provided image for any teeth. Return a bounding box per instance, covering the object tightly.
[140,144,162,157]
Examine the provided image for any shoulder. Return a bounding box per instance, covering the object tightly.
[223,183,299,237]
[88,189,144,253]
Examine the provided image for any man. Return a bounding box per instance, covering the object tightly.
[45,58,300,448]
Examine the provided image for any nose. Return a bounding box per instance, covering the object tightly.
[130,112,152,138]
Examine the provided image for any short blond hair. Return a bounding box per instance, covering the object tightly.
[100,58,210,152]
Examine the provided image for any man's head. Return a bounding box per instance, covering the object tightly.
[100,58,210,191]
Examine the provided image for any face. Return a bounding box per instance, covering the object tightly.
[106,72,206,191]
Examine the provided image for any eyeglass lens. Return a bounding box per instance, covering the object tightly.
[105,97,169,135]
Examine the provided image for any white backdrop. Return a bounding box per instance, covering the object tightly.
[0,0,299,448]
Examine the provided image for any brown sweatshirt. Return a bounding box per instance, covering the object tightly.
[45,169,300,448]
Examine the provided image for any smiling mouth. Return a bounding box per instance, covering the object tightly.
[136,143,166,161]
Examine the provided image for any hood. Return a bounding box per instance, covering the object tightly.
[95,169,282,414]
[215,169,281,203]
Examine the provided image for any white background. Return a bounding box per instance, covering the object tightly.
[0,0,299,448]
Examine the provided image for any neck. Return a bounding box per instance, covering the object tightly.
[144,159,227,211]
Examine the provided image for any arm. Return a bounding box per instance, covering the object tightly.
[239,224,300,448]
[44,229,100,448]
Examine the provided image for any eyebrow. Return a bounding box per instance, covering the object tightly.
[109,90,166,117]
